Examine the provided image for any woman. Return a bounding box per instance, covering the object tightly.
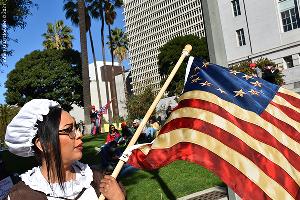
[105,125,121,144]
[5,99,125,200]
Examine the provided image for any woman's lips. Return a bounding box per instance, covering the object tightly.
[75,143,83,151]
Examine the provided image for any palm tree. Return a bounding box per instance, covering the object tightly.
[88,0,122,122]
[104,1,119,119]
[64,0,102,112]
[78,0,92,133]
[108,28,128,101]
[42,20,74,50]
[87,0,113,122]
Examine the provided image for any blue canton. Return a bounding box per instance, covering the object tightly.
[183,57,279,114]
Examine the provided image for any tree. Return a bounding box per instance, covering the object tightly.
[108,28,128,101]
[42,20,74,50]
[0,0,37,65]
[126,87,155,121]
[231,58,285,85]
[5,49,83,111]
[104,0,123,66]
[89,0,123,122]
[78,0,92,131]
[104,1,119,119]
[86,0,112,122]
[158,35,209,96]
[64,0,102,110]
[0,104,19,146]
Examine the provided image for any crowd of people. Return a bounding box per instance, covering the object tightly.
[98,116,162,173]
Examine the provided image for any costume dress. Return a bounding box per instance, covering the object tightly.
[7,161,99,200]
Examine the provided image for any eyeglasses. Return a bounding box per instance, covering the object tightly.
[58,124,79,139]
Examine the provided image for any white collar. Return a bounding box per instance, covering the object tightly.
[20,161,93,198]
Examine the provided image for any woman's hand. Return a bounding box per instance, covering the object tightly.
[100,175,125,200]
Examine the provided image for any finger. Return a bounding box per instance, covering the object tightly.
[99,183,107,188]
[100,177,115,185]
[100,188,108,194]
[104,175,115,180]
[100,178,110,184]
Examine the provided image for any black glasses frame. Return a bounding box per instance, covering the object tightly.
[58,125,77,139]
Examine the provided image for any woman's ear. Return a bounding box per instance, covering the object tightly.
[35,138,43,152]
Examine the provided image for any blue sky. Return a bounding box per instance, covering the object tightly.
[0,0,127,104]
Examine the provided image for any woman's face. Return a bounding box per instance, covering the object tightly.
[110,126,115,132]
[58,111,83,165]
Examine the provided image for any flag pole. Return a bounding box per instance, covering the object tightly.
[98,44,192,200]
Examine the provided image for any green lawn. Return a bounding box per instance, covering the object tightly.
[2,134,223,199]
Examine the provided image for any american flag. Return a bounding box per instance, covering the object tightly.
[99,100,112,114]
[127,57,300,199]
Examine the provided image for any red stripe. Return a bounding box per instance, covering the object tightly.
[260,111,300,142]
[270,101,300,123]
[172,99,300,170]
[277,92,300,109]
[128,143,273,200]
[158,117,299,198]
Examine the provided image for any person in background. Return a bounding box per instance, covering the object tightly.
[165,105,172,119]
[119,122,133,146]
[90,106,98,135]
[143,116,160,143]
[78,120,85,135]
[149,116,160,132]
[249,63,262,78]
[131,119,147,144]
[105,124,121,144]
[156,116,162,126]
[98,141,122,173]
[131,119,140,133]
[5,99,125,200]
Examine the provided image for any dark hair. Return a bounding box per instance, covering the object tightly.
[32,106,65,191]
[109,124,117,134]
[149,116,157,122]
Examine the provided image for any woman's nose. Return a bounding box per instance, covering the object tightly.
[75,129,83,139]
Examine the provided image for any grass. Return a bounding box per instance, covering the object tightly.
[121,161,223,199]
[2,134,223,199]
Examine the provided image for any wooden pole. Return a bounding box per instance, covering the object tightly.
[98,44,192,200]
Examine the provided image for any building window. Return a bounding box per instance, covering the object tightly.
[294,81,300,88]
[283,55,294,68]
[231,0,241,16]
[236,29,246,46]
[278,0,300,32]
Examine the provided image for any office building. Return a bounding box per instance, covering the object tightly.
[215,0,300,92]
[123,0,205,94]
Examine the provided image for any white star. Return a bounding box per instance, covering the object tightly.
[191,77,201,83]
[251,81,262,87]
[194,66,201,71]
[249,89,260,96]
[190,73,199,79]
[242,74,253,80]
[230,70,240,75]
[217,88,226,94]
[202,62,210,68]
[200,81,212,86]
[234,89,246,97]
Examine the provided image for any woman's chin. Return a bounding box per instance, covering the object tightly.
[73,151,83,160]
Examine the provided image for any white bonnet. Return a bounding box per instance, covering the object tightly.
[5,99,60,157]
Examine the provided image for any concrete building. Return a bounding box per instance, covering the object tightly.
[70,61,130,123]
[215,0,300,93]
[123,0,205,94]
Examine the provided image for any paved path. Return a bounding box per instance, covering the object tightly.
[178,186,228,200]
